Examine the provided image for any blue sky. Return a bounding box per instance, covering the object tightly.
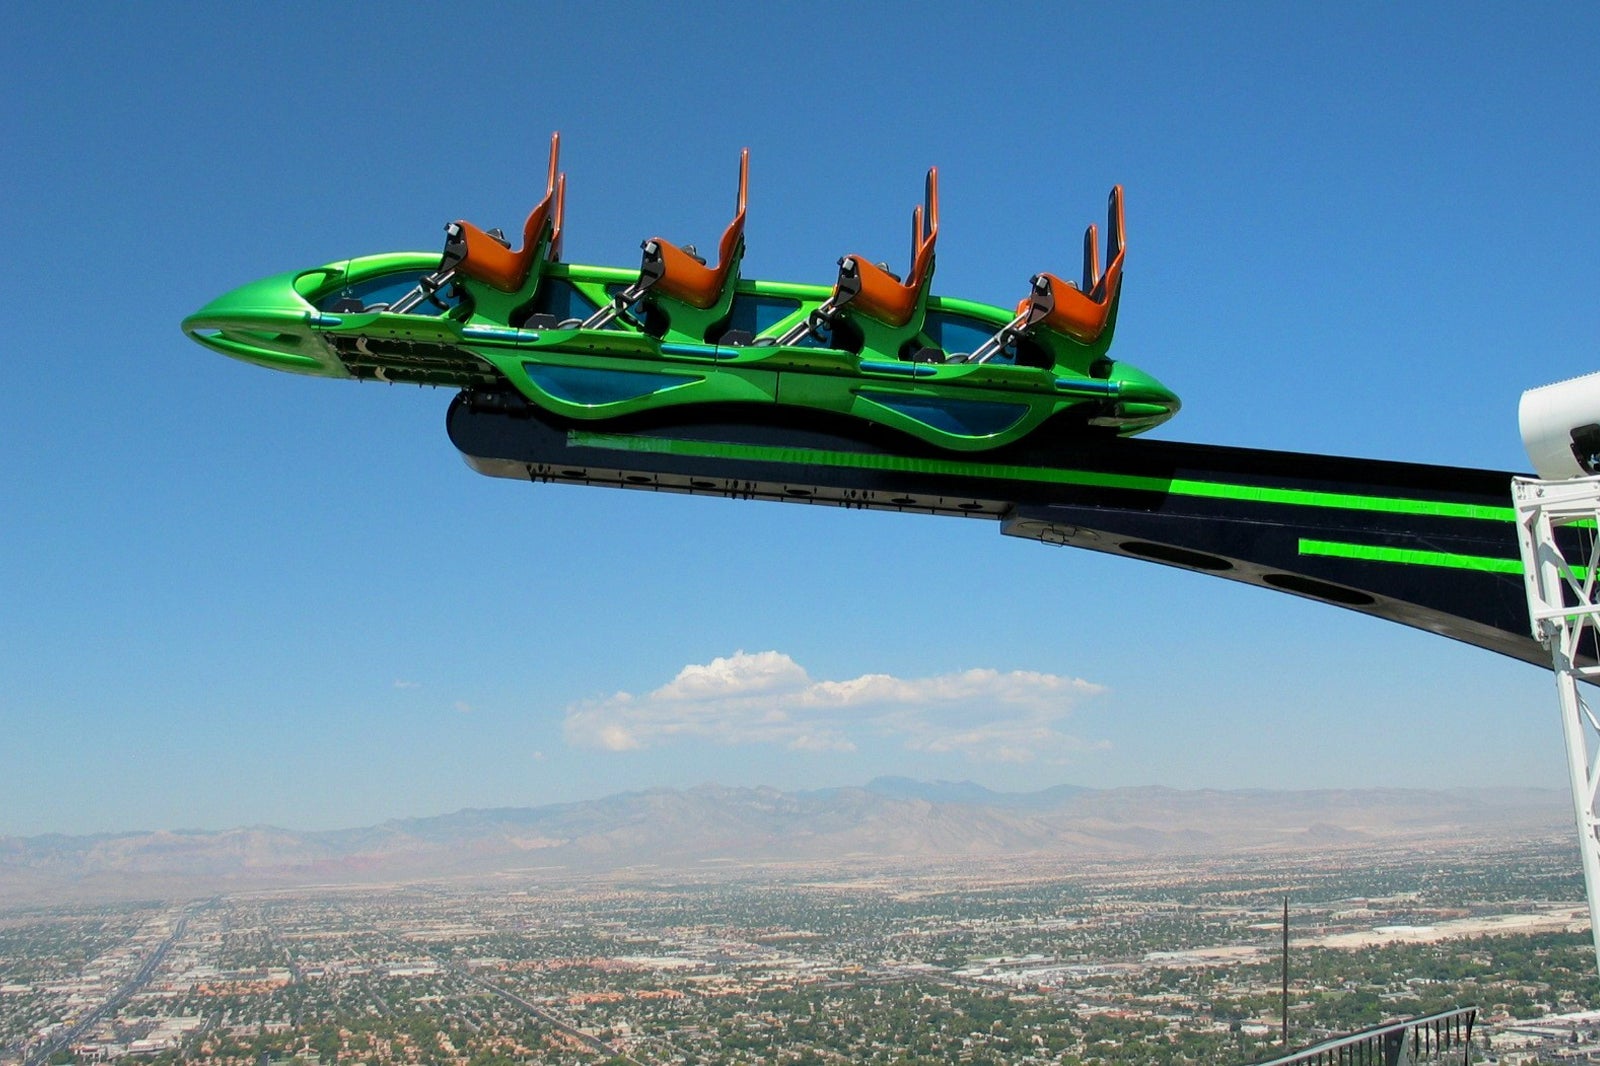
[3,4,1598,836]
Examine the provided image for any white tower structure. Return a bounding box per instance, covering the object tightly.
[1515,372,1600,972]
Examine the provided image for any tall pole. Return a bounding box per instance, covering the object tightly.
[1281,896,1289,1048]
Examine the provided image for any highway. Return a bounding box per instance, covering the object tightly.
[23,908,194,1066]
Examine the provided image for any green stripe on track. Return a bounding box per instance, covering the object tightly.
[1298,538,1523,574]
[569,431,1516,523]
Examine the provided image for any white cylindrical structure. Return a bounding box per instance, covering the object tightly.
[1521,372,1600,480]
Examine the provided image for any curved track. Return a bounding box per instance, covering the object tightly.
[448,393,1541,667]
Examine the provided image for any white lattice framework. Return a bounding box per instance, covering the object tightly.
[1514,474,1600,971]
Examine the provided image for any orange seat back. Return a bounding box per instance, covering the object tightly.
[454,132,564,293]
[845,168,938,327]
[549,172,567,264]
[1034,185,1124,343]
[651,149,749,309]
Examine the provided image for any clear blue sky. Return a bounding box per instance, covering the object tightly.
[3,4,1597,836]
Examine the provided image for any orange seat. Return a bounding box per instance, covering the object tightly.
[548,171,566,263]
[1023,185,1124,344]
[838,168,938,327]
[451,133,565,292]
[645,149,749,309]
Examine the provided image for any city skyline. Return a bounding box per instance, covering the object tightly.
[5,5,1599,835]
[0,842,1590,1066]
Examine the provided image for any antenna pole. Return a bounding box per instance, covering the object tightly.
[1281,896,1290,1048]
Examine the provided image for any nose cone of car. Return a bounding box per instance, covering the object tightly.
[182,269,347,378]
[1112,362,1180,414]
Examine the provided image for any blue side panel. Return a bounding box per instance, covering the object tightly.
[523,364,699,406]
[725,294,802,336]
[463,326,539,343]
[858,391,1031,436]
[1054,377,1122,397]
[659,343,740,362]
[859,360,939,378]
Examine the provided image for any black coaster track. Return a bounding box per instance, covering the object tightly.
[447,393,1549,668]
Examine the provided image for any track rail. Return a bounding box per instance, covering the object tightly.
[447,394,1540,667]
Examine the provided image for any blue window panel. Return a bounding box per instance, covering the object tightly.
[923,311,1002,360]
[316,272,460,314]
[859,392,1030,436]
[529,279,598,321]
[523,365,698,406]
[725,295,801,336]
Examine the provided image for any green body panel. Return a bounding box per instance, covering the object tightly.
[184,246,1180,451]
[646,246,746,343]
[847,263,937,363]
[471,231,556,324]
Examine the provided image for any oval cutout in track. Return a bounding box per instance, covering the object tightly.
[1263,572,1376,606]
[1120,541,1234,571]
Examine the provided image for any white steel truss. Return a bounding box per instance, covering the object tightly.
[1514,474,1600,971]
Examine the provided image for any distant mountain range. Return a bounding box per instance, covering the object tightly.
[863,776,1089,809]
[0,780,1570,903]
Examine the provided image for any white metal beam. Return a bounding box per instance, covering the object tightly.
[1514,475,1600,973]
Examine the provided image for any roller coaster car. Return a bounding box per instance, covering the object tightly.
[182,135,1179,452]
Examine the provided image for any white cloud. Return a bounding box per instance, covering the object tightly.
[393,679,421,690]
[652,650,807,701]
[788,733,858,753]
[563,651,1106,763]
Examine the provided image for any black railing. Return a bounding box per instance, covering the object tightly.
[1250,1008,1476,1066]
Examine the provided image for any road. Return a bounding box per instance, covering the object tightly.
[23,908,194,1066]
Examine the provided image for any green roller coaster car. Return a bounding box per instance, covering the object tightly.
[183,134,1179,451]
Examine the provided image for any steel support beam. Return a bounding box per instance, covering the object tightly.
[1514,475,1600,971]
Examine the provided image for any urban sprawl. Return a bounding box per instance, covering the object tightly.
[3,841,1597,1066]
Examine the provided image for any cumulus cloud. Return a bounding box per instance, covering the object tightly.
[652,649,807,701]
[563,651,1106,764]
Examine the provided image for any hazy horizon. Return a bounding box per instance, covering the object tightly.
[0,775,1571,842]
